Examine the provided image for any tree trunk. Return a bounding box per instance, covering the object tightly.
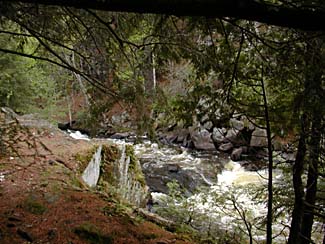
[288,114,307,244]
[261,71,273,244]
[301,115,321,244]
[300,38,323,244]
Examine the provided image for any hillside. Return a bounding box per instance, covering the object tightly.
[0,111,193,244]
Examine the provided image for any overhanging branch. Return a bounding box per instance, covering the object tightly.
[1,0,325,31]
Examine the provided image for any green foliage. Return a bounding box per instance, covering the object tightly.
[0,23,70,118]
[101,202,132,217]
[23,195,47,215]
[155,181,253,244]
[158,81,232,128]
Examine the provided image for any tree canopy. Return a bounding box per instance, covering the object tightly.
[0,1,324,244]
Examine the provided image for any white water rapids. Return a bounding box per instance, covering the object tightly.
[131,140,296,243]
[68,131,323,243]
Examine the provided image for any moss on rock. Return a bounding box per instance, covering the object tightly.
[125,144,146,187]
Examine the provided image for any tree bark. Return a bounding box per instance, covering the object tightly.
[261,70,273,244]
[2,0,325,31]
[300,38,323,244]
[288,114,307,244]
[301,115,322,244]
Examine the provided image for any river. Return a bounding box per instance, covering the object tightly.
[69,131,323,243]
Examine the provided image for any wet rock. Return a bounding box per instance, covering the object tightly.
[161,129,191,147]
[58,121,76,131]
[282,152,296,162]
[224,128,239,143]
[218,142,233,152]
[110,132,130,139]
[203,121,213,131]
[212,127,226,144]
[164,133,178,144]
[114,144,148,207]
[167,164,180,173]
[254,148,268,159]
[230,118,245,131]
[190,127,215,151]
[175,129,190,144]
[141,158,209,195]
[250,128,268,148]
[231,147,243,161]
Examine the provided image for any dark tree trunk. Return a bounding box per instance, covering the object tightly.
[2,0,325,31]
[261,71,273,244]
[300,38,323,244]
[301,115,321,244]
[288,114,307,244]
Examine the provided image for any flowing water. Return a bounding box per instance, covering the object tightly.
[69,132,323,243]
[129,139,296,243]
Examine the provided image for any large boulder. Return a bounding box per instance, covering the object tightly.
[212,127,226,144]
[161,129,191,147]
[224,128,239,143]
[190,127,215,150]
[250,128,268,148]
[140,159,208,195]
[230,118,245,131]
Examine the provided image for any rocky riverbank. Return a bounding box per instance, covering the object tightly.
[0,108,194,244]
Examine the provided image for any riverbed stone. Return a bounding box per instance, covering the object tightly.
[110,132,130,139]
[218,142,233,152]
[250,128,268,147]
[231,147,243,161]
[175,129,190,144]
[224,128,239,143]
[212,127,225,144]
[230,118,245,131]
[203,121,213,131]
[190,127,215,150]
[167,164,180,173]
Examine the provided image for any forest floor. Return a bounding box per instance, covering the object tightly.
[0,118,193,244]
